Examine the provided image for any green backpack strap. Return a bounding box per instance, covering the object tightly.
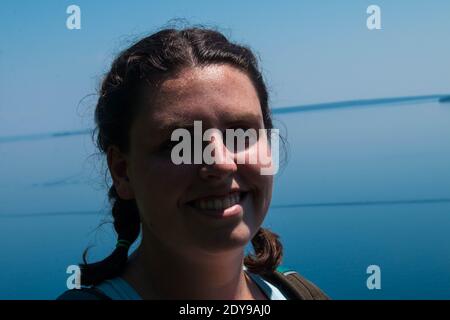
[260,266,330,300]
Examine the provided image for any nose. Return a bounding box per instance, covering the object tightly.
[198,134,238,181]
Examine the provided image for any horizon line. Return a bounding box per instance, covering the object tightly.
[1,93,449,144]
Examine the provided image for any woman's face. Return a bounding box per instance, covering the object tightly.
[116,64,274,259]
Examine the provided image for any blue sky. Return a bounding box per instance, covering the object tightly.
[1,0,449,136]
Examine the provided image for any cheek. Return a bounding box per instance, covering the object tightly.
[132,160,198,244]
[258,174,273,214]
[238,136,274,185]
[132,158,194,215]
[236,134,275,173]
[240,161,273,212]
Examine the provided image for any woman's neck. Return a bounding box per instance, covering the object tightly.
[121,233,266,300]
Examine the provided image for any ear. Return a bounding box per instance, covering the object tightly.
[107,145,134,200]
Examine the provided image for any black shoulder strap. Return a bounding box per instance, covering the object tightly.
[57,287,112,300]
[260,268,330,300]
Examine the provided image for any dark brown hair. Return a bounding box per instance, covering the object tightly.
[81,27,284,286]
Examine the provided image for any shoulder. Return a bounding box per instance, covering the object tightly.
[57,277,141,300]
[262,266,330,300]
[56,287,112,300]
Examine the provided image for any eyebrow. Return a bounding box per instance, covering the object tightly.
[156,120,196,136]
[223,112,263,126]
[155,112,263,135]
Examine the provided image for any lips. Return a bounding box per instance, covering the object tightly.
[186,191,249,211]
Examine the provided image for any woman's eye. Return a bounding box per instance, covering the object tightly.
[158,126,259,155]
[225,127,259,151]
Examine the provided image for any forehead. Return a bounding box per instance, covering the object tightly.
[135,65,263,130]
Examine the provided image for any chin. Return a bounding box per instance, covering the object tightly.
[196,223,253,253]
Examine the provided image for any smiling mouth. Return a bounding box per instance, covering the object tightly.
[187,191,249,211]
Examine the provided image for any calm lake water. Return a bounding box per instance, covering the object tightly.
[1,97,449,299]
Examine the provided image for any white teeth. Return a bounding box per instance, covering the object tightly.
[192,192,243,210]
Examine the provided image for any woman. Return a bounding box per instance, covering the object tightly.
[58,27,328,300]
